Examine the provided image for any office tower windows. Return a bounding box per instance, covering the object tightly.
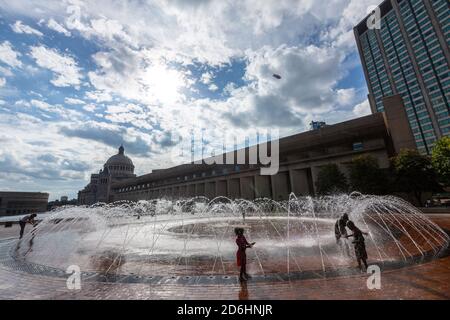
[354,0,450,154]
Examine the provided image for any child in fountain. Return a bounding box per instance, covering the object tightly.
[335,213,351,257]
[235,227,255,282]
[345,221,369,271]
[18,213,37,239]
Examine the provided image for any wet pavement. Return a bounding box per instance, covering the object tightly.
[0,215,449,300]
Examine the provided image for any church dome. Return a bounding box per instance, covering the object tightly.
[104,145,135,174]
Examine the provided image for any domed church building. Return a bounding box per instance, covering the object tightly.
[78,145,136,205]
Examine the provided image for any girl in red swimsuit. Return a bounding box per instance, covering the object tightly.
[235,227,255,282]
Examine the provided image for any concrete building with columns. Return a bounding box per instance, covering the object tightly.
[0,191,49,217]
[95,101,416,203]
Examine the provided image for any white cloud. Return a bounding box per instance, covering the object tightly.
[85,90,112,103]
[103,103,155,129]
[208,84,219,92]
[353,99,371,117]
[30,45,83,88]
[24,64,40,75]
[83,104,97,113]
[87,49,190,105]
[31,99,84,120]
[225,45,344,125]
[14,99,31,108]
[105,103,143,114]
[64,97,85,105]
[0,113,102,198]
[86,43,355,144]
[89,17,136,47]
[11,0,353,66]
[0,41,23,68]
[0,78,5,87]
[11,20,43,37]
[6,0,366,140]
[47,18,71,36]
[0,66,13,77]
[31,99,59,113]
[337,88,357,106]
[200,71,214,84]
[223,82,237,95]
[58,120,156,156]
[0,0,374,66]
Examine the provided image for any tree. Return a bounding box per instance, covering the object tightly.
[349,155,388,195]
[431,137,450,187]
[316,164,349,195]
[391,149,440,206]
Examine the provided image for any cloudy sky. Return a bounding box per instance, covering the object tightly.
[0,0,375,200]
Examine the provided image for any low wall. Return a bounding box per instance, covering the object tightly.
[419,207,450,215]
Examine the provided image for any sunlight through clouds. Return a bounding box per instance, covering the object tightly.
[0,0,376,198]
[140,63,188,105]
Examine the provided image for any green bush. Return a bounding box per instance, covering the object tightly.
[349,155,388,195]
[391,149,440,206]
[316,164,349,195]
[431,137,450,187]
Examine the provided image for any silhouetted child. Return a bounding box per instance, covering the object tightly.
[334,213,351,257]
[19,213,37,239]
[346,221,369,271]
[235,227,255,282]
[347,221,368,270]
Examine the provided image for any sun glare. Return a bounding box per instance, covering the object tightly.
[142,64,186,105]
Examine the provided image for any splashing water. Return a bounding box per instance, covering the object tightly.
[14,193,449,278]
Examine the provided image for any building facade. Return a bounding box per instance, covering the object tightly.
[0,192,49,217]
[78,145,136,205]
[354,0,450,154]
[77,102,414,203]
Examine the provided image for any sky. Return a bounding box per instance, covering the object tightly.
[0,0,375,201]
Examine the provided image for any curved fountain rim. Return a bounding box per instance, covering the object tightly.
[37,215,338,229]
[0,229,448,286]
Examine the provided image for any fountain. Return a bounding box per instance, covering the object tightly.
[4,193,449,284]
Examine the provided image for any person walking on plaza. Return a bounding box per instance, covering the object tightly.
[346,221,369,271]
[235,227,255,282]
[335,213,351,257]
[19,213,37,239]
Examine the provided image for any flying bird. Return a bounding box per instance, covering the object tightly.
[272,74,282,80]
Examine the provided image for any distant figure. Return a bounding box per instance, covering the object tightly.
[235,227,255,282]
[19,213,37,239]
[346,221,369,271]
[335,213,351,257]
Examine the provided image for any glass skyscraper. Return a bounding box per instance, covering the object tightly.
[354,0,450,154]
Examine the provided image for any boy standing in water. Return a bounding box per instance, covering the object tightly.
[235,227,255,282]
[19,213,37,239]
[346,221,369,271]
[335,213,351,257]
